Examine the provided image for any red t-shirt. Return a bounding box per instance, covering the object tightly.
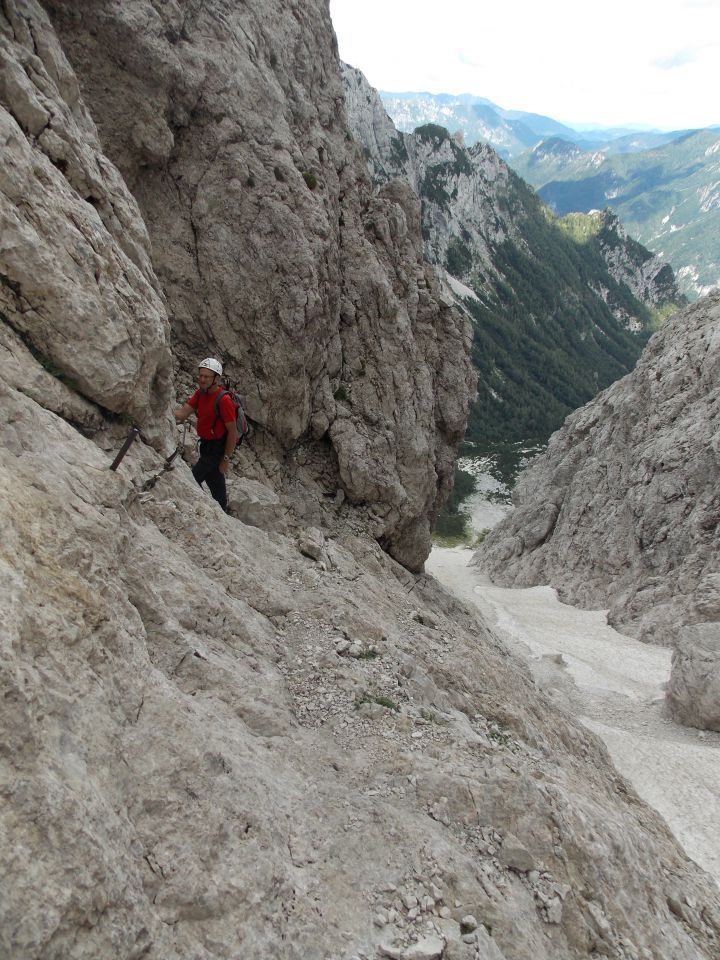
[187,387,236,440]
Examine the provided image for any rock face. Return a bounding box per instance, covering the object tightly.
[3,3,720,958]
[0,0,174,444]
[3,370,720,960]
[593,210,680,318]
[666,624,720,731]
[42,0,476,571]
[476,292,720,646]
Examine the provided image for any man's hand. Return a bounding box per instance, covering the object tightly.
[219,458,230,476]
[175,403,194,423]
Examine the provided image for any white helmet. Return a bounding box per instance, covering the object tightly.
[198,357,222,376]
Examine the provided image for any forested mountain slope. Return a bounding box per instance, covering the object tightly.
[514,130,720,300]
[343,65,683,442]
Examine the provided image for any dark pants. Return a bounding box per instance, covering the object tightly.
[192,438,227,511]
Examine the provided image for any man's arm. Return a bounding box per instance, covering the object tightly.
[224,420,238,454]
[175,403,194,423]
[220,421,238,473]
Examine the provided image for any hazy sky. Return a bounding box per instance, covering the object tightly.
[329,0,720,130]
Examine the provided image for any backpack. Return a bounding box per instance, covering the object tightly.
[213,388,250,446]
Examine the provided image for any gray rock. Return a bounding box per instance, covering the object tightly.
[498,834,536,873]
[228,478,288,534]
[666,623,720,731]
[411,609,439,629]
[46,0,475,573]
[298,527,326,561]
[544,896,563,924]
[379,942,405,960]
[476,292,720,646]
[403,936,446,960]
[0,0,173,447]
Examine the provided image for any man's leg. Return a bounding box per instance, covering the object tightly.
[193,440,227,511]
[205,462,228,512]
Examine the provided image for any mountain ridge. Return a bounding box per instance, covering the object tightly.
[379,90,714,158]
[377,91,719,299]
[513,129,720,298]
[344,64,683,443]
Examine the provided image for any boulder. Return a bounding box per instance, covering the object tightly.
[666,623,720,731]
[228,478,288,534]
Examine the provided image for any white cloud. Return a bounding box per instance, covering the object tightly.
[329,0,720,129]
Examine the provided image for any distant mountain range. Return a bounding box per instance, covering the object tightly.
[380,92,720,298]
[379,91,702,159]
[513,131,720,300]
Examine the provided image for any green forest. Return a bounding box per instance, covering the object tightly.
[454,177,664,443]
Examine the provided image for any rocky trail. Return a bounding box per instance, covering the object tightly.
[427,547,720,890]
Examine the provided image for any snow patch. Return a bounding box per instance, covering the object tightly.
[427,548,720,889]
[444,272,480,301]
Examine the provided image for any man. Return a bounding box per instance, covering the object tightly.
[175,358,238,513]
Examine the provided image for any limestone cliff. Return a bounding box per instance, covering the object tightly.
[2,3,720,959]
[476,292,720,647]
[0,0,174,444]
[39,0,475,572]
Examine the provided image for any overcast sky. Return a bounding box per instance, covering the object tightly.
[329,0,720,130]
